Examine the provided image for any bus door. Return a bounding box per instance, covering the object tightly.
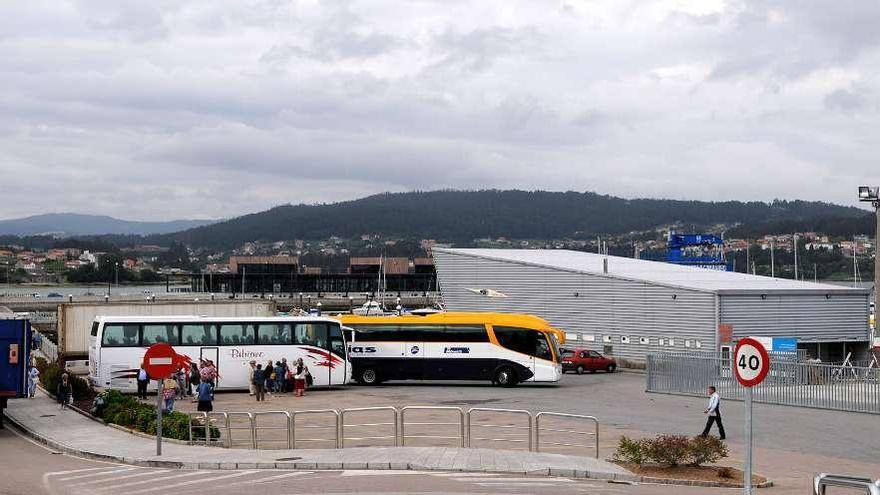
[200,346,219,386]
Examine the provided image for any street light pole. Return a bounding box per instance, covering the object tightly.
[857,186,880,344]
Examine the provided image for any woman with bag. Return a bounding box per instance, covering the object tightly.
[293,358,309,397]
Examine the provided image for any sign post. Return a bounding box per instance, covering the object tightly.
[733,337,770,495]
[143,343,179,457]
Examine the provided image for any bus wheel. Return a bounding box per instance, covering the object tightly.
[575,365,584,375]
[359,367,380,385]
[494,367,517,387]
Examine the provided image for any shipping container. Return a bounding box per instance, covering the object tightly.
[58,300,276,359]
[0,318,31,399]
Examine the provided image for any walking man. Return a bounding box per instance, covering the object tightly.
[137,365,149,400]
[700,385,726,439]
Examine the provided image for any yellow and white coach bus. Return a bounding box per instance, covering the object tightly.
[338,312,563,386]
[89,316,350,391]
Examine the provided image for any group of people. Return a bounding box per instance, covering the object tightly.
[136,359,220,414]
[248,358,310,402]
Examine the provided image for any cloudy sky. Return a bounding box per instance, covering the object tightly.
[2,0,880,221]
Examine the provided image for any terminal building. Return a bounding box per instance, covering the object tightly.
[432,248,872,363]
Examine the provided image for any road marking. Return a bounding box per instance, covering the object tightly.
[69,469,170,487]
[341,470,435,477]
[57,467,138,481]
[453,477,575,483]
[429,472,503,477]
[92,470,203,492]
[124,470,259,494]
[474,481,568,487]
[44,467,109,477]
[230,471,316,485]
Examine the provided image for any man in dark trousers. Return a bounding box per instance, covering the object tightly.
[136,365,149,400]
[700,385,726,439]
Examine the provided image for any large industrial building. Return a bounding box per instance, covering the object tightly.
[432,248,871,363]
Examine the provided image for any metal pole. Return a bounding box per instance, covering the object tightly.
[156,379,164,456]
[874,202,879,342]
[743,387,753,495]
[793,234,798,280]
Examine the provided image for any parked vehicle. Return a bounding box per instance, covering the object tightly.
[561,348,616,374]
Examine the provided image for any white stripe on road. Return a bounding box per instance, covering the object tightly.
[341,470,435,477]
[124,470,259,494]
[58,467,137,481]
[474,482,569,487]
[429,472,503,477]
[464,478,575,483]
[92,470,203,492]
[44,467,111,477]
[230,471,315,485]
[69,469,170,487]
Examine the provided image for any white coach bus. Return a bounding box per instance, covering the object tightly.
[88,316,349,391]
[338,312,563,387]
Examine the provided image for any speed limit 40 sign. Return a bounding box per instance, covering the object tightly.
[733,337,770,387]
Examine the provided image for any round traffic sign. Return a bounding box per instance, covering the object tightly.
[142,343,177,380]
[733,337,770,387]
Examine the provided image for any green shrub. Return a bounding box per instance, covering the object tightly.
[614,434,731,468]
[91,389,219,441]
[643,435,691,467]
[613,436,649,465]
[689,435,729,466]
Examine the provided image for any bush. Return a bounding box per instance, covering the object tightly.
[689,435,729,466]
[644,435,691,467]
[613,436,649,465]
[613,434,729,468]
[91,389,219,441]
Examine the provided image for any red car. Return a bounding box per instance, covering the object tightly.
[561,348,617,374]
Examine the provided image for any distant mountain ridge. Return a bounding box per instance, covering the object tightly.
[158,190,874,248]
[0,213,216,236]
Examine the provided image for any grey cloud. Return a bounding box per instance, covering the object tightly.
[824,87,874,113]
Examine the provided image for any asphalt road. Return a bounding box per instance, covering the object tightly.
[1,423,733,495]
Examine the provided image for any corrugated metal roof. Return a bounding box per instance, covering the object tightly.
[434,248,869,295]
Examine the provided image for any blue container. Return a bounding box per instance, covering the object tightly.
[0,319,31,399]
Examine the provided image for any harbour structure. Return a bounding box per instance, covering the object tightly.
[432,248,871,362]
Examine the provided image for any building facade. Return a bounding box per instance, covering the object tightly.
[433,248,871,362]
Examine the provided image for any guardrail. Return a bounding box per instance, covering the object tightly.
[466,407,532,451]
[341,406,398,447]
[400,406,466,448]
[189,405,599,458]
[814,474,880,495]
[253,411,292,449]
[292,409,339,449]
[535,412,599,458]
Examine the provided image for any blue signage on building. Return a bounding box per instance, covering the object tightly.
[772,337,798,353]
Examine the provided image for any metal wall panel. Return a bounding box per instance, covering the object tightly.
[59,301,277,356]
[720,294,870,342]
[433,251,718,361]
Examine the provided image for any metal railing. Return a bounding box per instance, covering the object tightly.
[466,407,532,451]
[647,353,880,414]
[340,407,398,447]
[292,409,339,449]
[400,406,466,447]
[253,411,292,449]
[535,412,599,458]
[814,474,880,495]
[226,412,256,448]
[187,405,600,457]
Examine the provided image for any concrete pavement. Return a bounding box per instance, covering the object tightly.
[3,391,634,481]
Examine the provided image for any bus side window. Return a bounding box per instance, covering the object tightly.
[329,324,345,357]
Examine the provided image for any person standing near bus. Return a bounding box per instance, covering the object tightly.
[293,358,308,397]
[162,377,177,412]
[196,379,213,412]
[248,360,257,396]
[189,363,199,399]
[252,364,266,402]
[265,360,275,396]
[137,365,149,400]
[274,361,285,393]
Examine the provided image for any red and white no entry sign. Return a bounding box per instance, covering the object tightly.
[142,343,178,380]
[733,337,771,388]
